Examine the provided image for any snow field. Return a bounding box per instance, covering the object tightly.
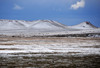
[0,41,100,56]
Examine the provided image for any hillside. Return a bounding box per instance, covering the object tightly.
[29,20,67,29]
[0,20,26,30]
[68,21,98,29]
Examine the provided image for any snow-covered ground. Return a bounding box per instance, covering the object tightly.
[0,37,100,57]
[0,44,100,55]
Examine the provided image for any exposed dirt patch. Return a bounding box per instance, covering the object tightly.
[80,45,100,48]
[0,48,22,50]
[0,37,100,45]
[67,52,81,54]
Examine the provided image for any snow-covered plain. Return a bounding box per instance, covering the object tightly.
[0,37,100,57]
[0,44,100,55]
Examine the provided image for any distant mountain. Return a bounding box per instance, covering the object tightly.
[68,21,98,29]
[29,20,67,29]
[0,20,98,30]
[0,20,26,30]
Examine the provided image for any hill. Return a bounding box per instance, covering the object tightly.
[68,21,98,29]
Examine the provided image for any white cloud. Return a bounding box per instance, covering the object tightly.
[13,4,23,10]
[70,0,85,10]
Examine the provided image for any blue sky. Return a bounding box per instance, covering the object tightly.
[0,0,100,27]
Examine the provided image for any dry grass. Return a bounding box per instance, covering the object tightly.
[0,42,32,45]
[0,48,22,50]
[0,37,100,41]
[80,45,100,48]
[0,37,100,45]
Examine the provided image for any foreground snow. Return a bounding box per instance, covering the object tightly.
[0,44,100,55]
[0,37,100,57]
[0,43,100,55]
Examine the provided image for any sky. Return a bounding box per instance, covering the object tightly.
[0,0,100,27]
